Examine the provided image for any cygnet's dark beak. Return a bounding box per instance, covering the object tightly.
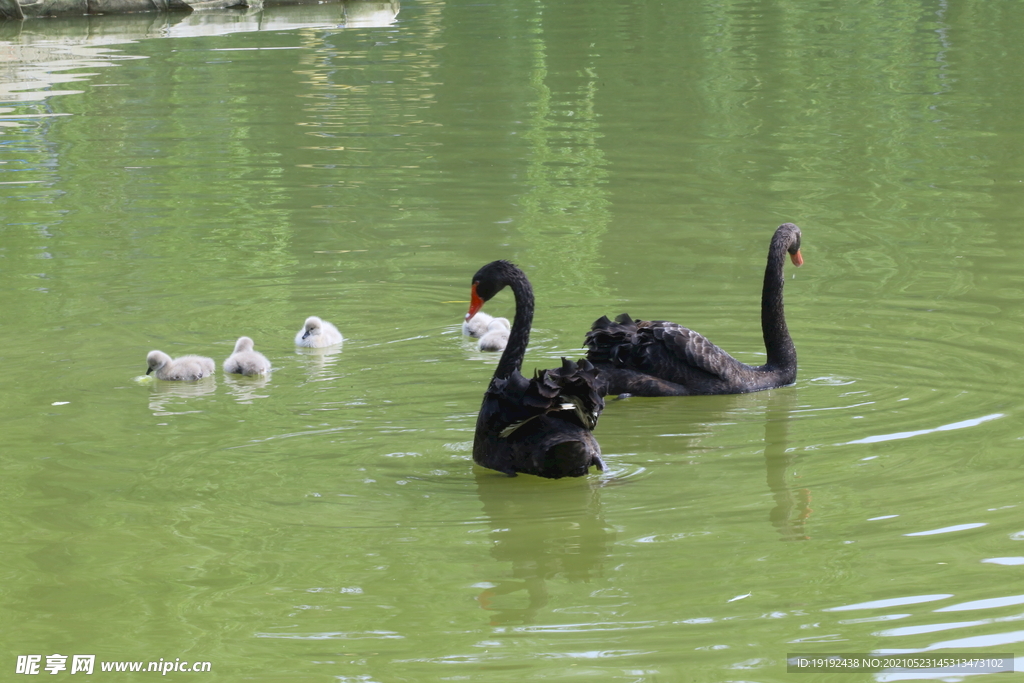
[146,366,153,375]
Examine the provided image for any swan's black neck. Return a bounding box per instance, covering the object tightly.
[493,266,534,380]
[761,225,797,372]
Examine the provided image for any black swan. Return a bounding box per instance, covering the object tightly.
[466,260,606,478]
[585,223,803,397]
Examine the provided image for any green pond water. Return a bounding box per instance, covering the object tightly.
[2,1,1023,681]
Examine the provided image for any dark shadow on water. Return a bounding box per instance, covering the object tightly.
[469,387,810,624]
[598,387,812,540]
[762,388,813,541]
[473,470,614,625]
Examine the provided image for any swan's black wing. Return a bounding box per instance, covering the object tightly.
[639,317,738,380]
[585,313,742,392]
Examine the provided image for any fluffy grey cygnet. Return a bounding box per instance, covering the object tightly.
[146,350,215,381]
[478,317,511,352]
[462,310,494,338]
[295,316,343,348]
[223,336,271,376]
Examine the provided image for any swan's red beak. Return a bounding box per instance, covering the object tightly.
[466,283,484,321]
[790,249,803,267]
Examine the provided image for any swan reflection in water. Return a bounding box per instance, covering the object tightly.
[473,471,615,625]
[470,389,811,626]
[609,387,811,542]
[145,376,216,416]
[761,389,812,541]
[293,340,346,382]
[223,374,272,404]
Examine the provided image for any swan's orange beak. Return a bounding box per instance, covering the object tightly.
[790,249,803,267]
[466,283,484,321]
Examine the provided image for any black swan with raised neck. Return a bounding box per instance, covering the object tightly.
[467,260,605,478]
[585,223,803,397]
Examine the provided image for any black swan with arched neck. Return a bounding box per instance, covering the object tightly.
[585,223,803,397]
[467,260,605,478]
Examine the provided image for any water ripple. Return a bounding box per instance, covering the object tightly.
[254,630,403,640]
[904,523,988,537]
[843,413,1005,445]
[935,595,1024,613]
[880,628,1024,653]
[826,595,955,612]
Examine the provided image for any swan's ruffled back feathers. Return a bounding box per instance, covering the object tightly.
[585,313,736,382]
[530,357,603,430]
[484,358,604,438]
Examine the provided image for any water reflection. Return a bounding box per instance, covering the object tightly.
[473,470,614,625]
[515,5,610,301]
[146,376,216,415]
[223,373,271,403]
[294,344,345,380]
[0,20,145,103]
[341,1,399,28]
[762,390,813,542]
[0,1,398,104]
[601,388,811,540]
